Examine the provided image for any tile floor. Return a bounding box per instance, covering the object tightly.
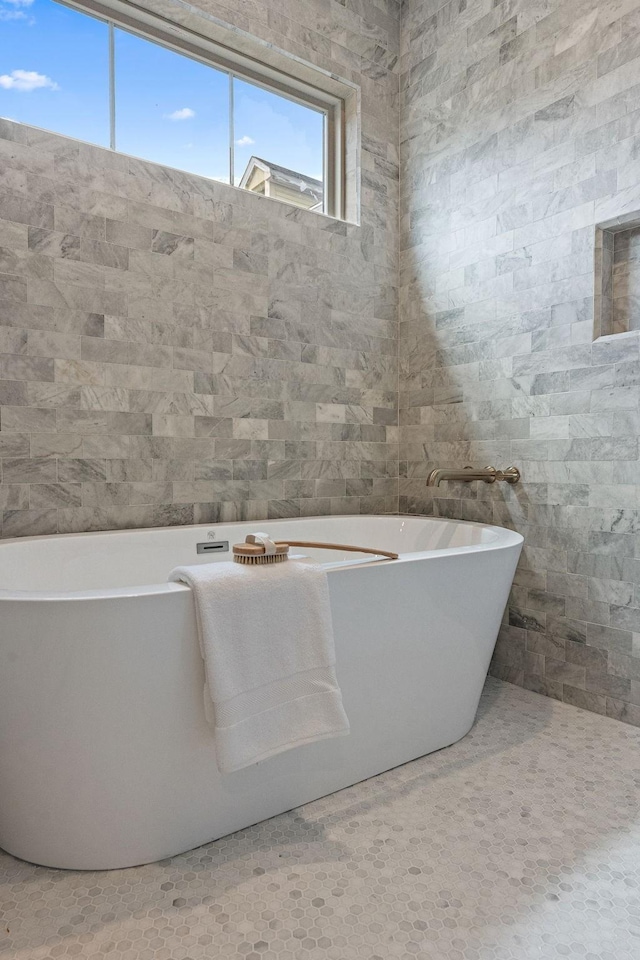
[2,678,640,960]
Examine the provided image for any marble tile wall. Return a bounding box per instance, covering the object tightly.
[8,0,640,729]
[400,0,640,724]
[0,0,400,538]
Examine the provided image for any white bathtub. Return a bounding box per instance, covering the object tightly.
[0,515,522,870]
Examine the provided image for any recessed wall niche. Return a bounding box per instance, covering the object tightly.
[594,213,640,339]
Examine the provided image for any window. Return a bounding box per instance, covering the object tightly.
[0,0,109,146]
[233,78,325,212]
[0,0,343,217]
[114,28,230,182]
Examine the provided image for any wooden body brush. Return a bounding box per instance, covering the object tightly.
[232,533,398,564]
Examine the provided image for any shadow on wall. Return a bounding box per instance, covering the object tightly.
[396,0,640,731]
[397,268,535,691]
[397,197,640,721]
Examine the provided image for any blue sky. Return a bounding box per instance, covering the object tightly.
[0,0,324,184]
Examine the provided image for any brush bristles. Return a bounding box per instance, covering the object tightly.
[233,553,289,564]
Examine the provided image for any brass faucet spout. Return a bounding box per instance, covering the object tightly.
[426,465,520,487]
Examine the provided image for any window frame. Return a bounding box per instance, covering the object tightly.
[57,0,345,219]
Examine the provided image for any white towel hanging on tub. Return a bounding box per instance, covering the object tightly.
[169,559,350,772]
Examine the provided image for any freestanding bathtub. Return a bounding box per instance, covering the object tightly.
[0,515,522,870]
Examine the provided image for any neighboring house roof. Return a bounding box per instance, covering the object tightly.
[239,156,324,208]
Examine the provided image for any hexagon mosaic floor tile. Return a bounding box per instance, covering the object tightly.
[2,678,640,960]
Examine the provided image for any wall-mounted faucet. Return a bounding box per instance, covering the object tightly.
[426,465,521,487]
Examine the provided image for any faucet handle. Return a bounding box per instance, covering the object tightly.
[492,466,520,484]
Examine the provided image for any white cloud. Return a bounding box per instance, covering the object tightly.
[0,0,33,17]
[235,135,255,147]
[0,69,58,92]
[166,107,195,121]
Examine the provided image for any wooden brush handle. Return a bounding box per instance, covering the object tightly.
[277,540,398,560]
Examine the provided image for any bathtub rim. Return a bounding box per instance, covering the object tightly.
[0,514,524,602]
